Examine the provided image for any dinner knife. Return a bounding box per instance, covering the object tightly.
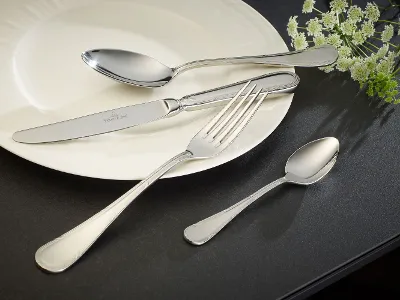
[12,71,299,144]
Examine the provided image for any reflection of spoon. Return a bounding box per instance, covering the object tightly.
[184,137,340,246]
[81,45,338,88]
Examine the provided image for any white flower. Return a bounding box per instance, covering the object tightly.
[385,51,396,70]
[377,44,389,59]
[302,0,315,14]
[350,61,369,83]
[365,2,380,22]
[347,5,363,23]
[306,18,322,36]
[322,12,337,29]
[376,61,390,74]
[330,0,348,14]
[352,57,364,65]
[326,33,342,48]
[336,57,353,71]
[361,21,375,38]
[338,46,352,58]
[376,55,395,74]
[292,32,308,50]
[319,65,335,73]
[364,56,378,73]
[313,34,326,46]
[287,16,298,37]
[387,51,396,63]
[352,31,365,45]
[341,20,356,36]
[381,25,394,43]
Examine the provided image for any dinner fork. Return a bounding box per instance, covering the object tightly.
[35,81,268,273]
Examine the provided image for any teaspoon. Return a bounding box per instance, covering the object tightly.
[81,45,338,87]
[184,137,339,245]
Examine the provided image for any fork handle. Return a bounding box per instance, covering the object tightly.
[184,177,287,245]
[35,150,193,273]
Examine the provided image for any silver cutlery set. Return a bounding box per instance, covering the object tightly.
[13,45,340,272]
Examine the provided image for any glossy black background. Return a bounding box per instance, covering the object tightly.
[0,1,399,299]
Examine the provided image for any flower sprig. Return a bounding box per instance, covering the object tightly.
[287,0,400,104]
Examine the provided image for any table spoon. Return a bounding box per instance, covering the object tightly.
[81,45,338,87]
[184,137,339,245]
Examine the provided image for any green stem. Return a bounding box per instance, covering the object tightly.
[356,45,368,57]
[341,35,358,57]
[343,36,359,56]
[360,44,377,53]
[313,8,323,14]
[393,67,400,75]
[377,20,400,25]
[297,26,330,33]
[365,40,380,50]
[388,0,400,7]
[371,36,397,48]
[349,42,366,57]
[381,4,400,14]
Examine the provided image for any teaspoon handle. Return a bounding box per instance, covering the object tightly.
[184,177,287,245]
[174,45,338,75]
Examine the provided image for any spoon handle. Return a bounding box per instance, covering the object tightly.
[174,45,338,75]
[184,177,287,245]
[35,151,192,273]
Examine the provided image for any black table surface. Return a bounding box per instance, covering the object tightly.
[1,1,400,299]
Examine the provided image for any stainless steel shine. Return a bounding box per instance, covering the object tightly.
[12,71,299,144]
[183,137,339,246]
[82,45,338,87]
[35,81,268,273]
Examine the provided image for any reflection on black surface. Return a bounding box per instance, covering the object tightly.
[288,68,395,154]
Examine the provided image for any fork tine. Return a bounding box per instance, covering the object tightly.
[199,81,251,136]
[208,84,257,139]
[218,91,268,147]
[214,88,262,144]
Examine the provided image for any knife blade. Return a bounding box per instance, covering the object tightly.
[12,71,299,144]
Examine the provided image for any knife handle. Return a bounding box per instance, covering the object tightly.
[179,71,299,111]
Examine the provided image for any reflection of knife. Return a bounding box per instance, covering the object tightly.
[12,71,299,144]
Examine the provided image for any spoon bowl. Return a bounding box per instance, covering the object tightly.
[82,45,338,88]
[81,49,173,87]
[285,155,337,185]
[285,137,339,185]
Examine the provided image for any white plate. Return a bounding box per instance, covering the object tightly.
[0,0,294,180]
